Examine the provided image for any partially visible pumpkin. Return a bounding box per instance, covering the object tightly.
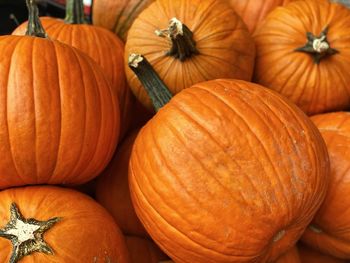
[276,246,300,263]
[125,0,255,111]
[299,244,346,263]
[301,112,350,259]
[0,186,130,262]
[253,0,350,115]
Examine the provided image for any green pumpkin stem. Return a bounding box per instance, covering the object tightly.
[25,0,47,38]
[128,54,172,111]
[155,18,199,62]
[295,26,338,64]
[65,0,87,24]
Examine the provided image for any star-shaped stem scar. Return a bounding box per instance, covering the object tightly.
[0,202,61,263]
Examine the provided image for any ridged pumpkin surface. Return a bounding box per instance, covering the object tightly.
[129,79,329,263]
[298,244,346,263]
[0,35,120,188]
[0,186,130,262]
[301,112,350,259]
[125,0,255,110]
[253,0,350,115]
[276,246,300,263]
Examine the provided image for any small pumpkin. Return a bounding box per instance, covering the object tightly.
[127,54,329,263]
[0,185,130,262]
[276,246,300,263]
[125,0,255,111]
[298,244,346,263]
[92,0,155,41]
[0,1,120,188]
[301,112,350,259]
[96,129,148,237]
[253,0,350,115]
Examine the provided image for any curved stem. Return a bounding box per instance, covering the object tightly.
[25,0,47,38]
[65,0,87,24]
[295,26,338,64]
[128,54,173,111]
[155,18,199,62]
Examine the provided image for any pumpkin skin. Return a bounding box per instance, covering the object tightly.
[129,79,329,263]
[227,0,292,33]
[301,112,350,259]
[92,0,155,41]
[275,246,300,263]
[298,244,346,263]
[0,186,130,262]
[125,236,169,263]
[12,17,132,140]
[96,129,148,237]
[253,0,350,115]
[0,35,119,189]
[125,0,255,111]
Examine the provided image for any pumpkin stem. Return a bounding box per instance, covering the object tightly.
[155,17,199,62]
[295,26,338,64]
[65,0,87,24]
[25,0,47,38]
[128,54,173,111]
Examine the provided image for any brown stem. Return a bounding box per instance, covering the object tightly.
[128,54,173,111]
[65,0,87,24]
[25,0,47,38]
[155,18,199,62]
[295,26,338,64]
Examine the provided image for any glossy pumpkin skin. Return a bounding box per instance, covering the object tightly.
[301,112,350,259]
[253,0,350,115]
[298,244,346,263]
[96,129,148,237]
[13,18,132,140]
[227,0,292,33]
[129,79,329,263]
[125,0,255,111]
[0,35,119,189]
[125,236,169,263]
[275,246,300,263]
[92,0,155,41]
[0,186,130,262]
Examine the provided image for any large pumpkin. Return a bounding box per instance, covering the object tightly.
[0,4,119,188]
[125,0,255,111]
[127,55,329,263]
[253,0,350,115]
[0,186,130,262]
[298,244,346,263]
[96,129,148,237]
[301,112,350,259]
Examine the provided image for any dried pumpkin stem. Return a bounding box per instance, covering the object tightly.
[128,54,172,111]
[155,17,199,61]
[25,0,47,38]
[65,0,87,24]
[295,26,338,64]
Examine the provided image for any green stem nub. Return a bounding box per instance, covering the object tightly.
[128,54,173,111]
[295,26,338,64]
[155,17,199,62]
[25,0,47,38]
[65,0,87,24]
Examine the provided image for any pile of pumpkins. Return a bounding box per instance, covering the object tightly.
[0,0,350,262]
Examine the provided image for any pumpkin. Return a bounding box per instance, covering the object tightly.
[301,112,350,259]
[253,0,350,115]
[125,236,169,263]
[13,0,133,140]
[227,0,292,33]
[92,0,155,41]
[276,246,300,263]
[0,1,120,189]
[125,0,255,111]
[0,185,130,262]
[127,54,329,263]
[298,244,346,263]
[96,129,148,237]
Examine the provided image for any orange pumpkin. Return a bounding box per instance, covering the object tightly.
[276,246,300,263]
[298,244,346,263]
[227,0,292,33]
[0,2,119,188]
[13,0,132,140]
[92,0,155,41]
[253,0,350,115]
[301,112,350,259]
[125,0,255,111]
[0,186,130,262]
[96,129,148,237]
[127,55,330,262]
